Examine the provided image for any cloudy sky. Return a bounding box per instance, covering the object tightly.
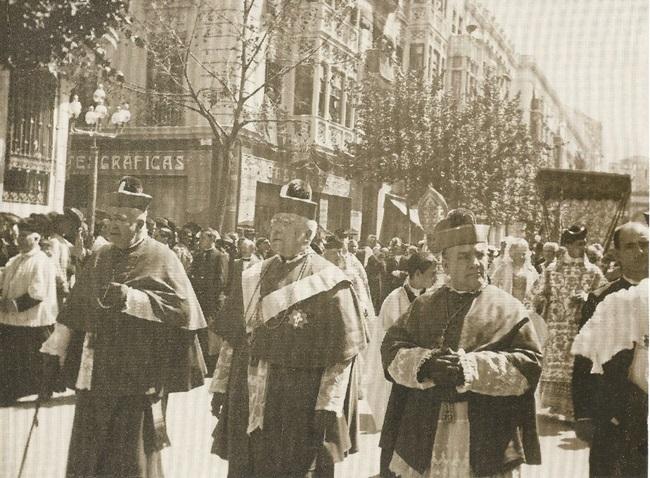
[479,0,648,167]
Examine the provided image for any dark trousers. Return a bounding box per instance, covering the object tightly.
[590,386,648,478]
[0,324,53,403]
[380,447,398,478]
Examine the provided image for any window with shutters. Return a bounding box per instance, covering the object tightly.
[329,71,343,124]
[293,64,313,115]
[3,69,56,205]
[409,43,425,71]
[345,82,355,129]
[265,59,282,105]
[318,63,328,117]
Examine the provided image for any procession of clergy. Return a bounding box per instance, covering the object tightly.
[0,175,647,478]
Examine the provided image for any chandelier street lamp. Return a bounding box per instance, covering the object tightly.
[68,84,132,236]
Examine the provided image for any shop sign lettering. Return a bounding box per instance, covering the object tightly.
[69,153,186,175]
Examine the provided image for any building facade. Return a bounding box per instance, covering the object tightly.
[64,0,379,236]
[59,0,607,244]
[0,68,70,217]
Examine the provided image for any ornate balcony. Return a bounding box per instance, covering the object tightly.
[298,2,360,53]
[315,118,355,151]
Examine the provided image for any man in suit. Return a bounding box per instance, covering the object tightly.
[572,221,648,477]
[385,238,408,294]
[359,234,378,267]
[190,228,229,372]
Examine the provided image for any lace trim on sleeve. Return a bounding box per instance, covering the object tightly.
[247,359,270,434]
[457,351,529,396]
[124,288,157,321]
[387,347,435,389]
[315,360,353,415]
[209,341,234,393]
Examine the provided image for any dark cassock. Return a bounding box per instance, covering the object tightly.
[210,179,367,478]
[572,276,648,478]
[380,210,542,478]
[366,252,387,314]
[41,176,207,478]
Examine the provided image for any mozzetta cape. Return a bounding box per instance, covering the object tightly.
[58,237,207,395]
[238,252,367,368]
[211,252,368,476]
[381,285,542,476]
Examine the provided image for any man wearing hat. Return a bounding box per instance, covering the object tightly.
[40,176,207,477]
[210,179,367,477]
[49,208,85,282]
[530,224,604,421]
[380,208,542,478]
[0,217,59,405]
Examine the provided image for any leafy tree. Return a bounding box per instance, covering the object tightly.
[122,0,357,230]
[2,0,129,71]
[345,70,549,237]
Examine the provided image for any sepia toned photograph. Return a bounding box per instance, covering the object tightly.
[0,0,648,477]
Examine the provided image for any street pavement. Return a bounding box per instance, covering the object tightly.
[1,386,589,478]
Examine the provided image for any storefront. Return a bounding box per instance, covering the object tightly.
[65,137,362,236]
[65,138,213,225]
[239,153,359,238]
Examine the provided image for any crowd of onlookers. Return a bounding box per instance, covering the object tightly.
[0,207,637,405]
[350,231,624,317]
[0,209,282,404]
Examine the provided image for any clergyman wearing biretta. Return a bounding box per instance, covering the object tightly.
[210,179,367,478]
[380,208,542,477]
[41,175,207,478]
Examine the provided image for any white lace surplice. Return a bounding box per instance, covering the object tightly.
[390,402,521,478]
[386,289,532,478]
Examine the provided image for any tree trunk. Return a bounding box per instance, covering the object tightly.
[209,145,227,231]
[223,141,241,234]
[208,138,240,233]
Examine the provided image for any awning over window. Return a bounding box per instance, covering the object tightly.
[380,195,425,245]
[387,196,423,229]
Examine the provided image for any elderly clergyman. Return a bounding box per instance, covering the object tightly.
[41,176,207,478]
[380,208,542,477]
[210,179,367,477]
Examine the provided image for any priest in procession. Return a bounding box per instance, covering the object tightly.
[210,179,367,478]
[380,208,542,478]
[40,176,207,478]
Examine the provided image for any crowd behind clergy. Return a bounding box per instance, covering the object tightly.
[0,205,647,477]
[0,210,640,398]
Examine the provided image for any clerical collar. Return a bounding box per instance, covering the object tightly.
[279,249,312,264]
[446,283,486,295]
[127,236,147,251]
[622,275,643,285]
[404,278,426,297]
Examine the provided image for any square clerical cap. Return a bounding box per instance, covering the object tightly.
[108,176,152,211]
[278,179,317,220]
[429,209,489,253]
